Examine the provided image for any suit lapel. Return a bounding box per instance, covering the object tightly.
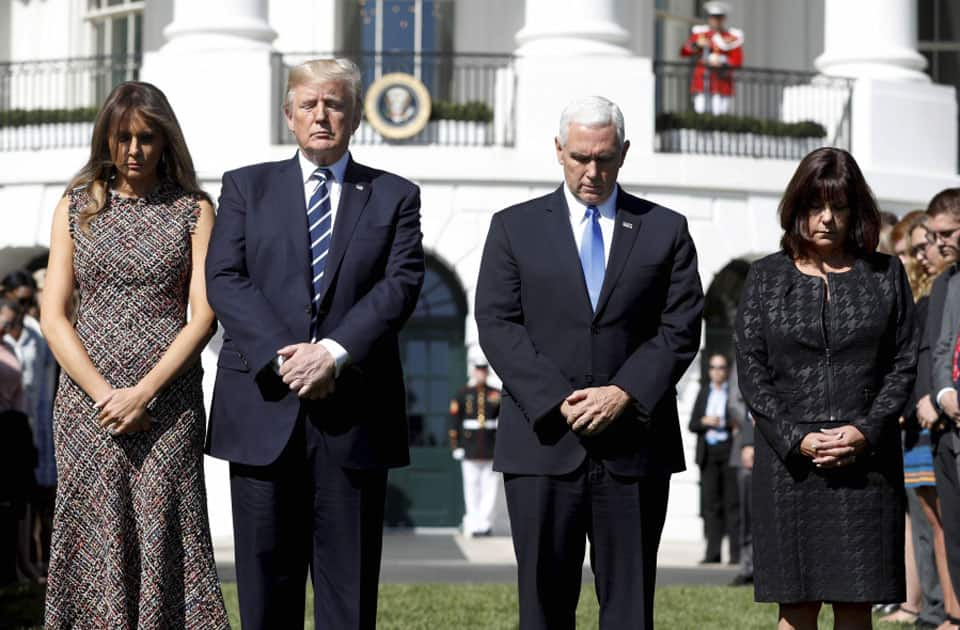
[593,192,641,320]
[276,154,312,295]
[315,158,372,306]
[545,186,594,316]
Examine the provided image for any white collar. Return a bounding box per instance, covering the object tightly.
[564,183,619,222]
[298,149,350,185]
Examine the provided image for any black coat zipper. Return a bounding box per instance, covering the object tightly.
[820,279,836,422]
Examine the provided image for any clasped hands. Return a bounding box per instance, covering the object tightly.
[96,385,153,436]
[560,385,631,436]
[799,426,867,468]
[277,343,336,400]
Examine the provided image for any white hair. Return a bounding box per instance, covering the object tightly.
[557,96,625,148]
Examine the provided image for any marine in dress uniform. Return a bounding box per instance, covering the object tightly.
[448,362,500,536]
[679,1,744,115]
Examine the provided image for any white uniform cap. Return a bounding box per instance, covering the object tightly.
[704,1,731,16]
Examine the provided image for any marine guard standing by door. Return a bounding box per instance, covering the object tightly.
[449,358,500,537]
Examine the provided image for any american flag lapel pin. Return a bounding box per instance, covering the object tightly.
[356,183,364,190]
[622,221,634,229]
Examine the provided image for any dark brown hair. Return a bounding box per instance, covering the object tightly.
[65,81,209,231]
[778,147,880,260]
[927,188,960,220]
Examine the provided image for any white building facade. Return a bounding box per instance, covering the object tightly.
[1,0,958,548]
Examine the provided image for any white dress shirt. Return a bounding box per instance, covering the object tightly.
[295,149,351,375]
[704,381,730,444]
[564,183,618,266]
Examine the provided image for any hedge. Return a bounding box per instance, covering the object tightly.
[656,112,826,138]
[0,107,99,128]
[429,100,493,123]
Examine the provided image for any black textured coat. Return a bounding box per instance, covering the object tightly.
[735,251,916,603]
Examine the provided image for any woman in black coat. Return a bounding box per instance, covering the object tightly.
[735,147,917,630]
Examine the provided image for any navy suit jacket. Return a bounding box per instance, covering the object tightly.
[475,186,703,477]
[205,154,424,468]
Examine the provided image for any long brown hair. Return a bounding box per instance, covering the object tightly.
[893,209,931,301]
[65,81,209,231]
[779,147,881,260]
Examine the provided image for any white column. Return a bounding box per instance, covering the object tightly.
[140,0,278,172]
[162,0,276,50]
[815,0,928,82]
[514,0,631,57]
[511,0,654,155]
[140,0,278,549]
[809,0,956,177]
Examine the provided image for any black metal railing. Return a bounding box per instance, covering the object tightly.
[271,52,515,147]
[654,60,853,159]
[0,55,140,151]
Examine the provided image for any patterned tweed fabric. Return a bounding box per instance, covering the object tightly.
[44,184,228,629]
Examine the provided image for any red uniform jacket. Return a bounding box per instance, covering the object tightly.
[680,25,744,96]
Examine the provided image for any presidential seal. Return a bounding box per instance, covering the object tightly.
[364,73,432,140]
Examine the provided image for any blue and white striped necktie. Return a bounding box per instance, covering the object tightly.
[307,168,333,341]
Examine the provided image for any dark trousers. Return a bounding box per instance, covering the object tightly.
[230,416,388,630]
[700,443,740,563]
[737,465,753,577]
[934,429,960,607]
[504,458,670,630]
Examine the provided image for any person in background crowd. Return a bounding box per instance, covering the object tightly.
[449,358,500,537]
[881,211,947,628]
[689,353,739,565]
[2,270,57,575]
[0,300,33,587]
[41,81,228,627]
[736,148,916,630]
[0,298,44,586]
[680,1,744,116]
[927,188,960,630]
[878,210,901,256]
[724,362,753,587]
[730,409,755,587]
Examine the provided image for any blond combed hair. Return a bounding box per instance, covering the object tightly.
[284,58,362,111]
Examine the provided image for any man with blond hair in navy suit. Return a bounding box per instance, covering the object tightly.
[206,58,424,630]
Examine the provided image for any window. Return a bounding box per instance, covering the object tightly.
[341,0,454,95]
[918,0,960,166]
[87,0,143,99]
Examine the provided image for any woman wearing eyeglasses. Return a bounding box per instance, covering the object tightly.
[736,148,917,630]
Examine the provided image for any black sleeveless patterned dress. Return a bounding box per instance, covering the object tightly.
[44,183,229,629]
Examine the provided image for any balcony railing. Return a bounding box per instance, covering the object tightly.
[0,55,140,151]
[654,60,853,160]
[271,52,515,147]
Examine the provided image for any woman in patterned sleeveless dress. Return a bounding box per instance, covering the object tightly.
[40,82,228,628]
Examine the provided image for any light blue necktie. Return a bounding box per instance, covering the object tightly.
[580,205,605,311]
[307,168,333,341]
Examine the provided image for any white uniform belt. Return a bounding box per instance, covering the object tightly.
[462,418,498,430]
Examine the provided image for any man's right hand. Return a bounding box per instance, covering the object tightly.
[941,390,960,422]
[741,445,754,470]
[701,415,721,428]
[917,394,941,429]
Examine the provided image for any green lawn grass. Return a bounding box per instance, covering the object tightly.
[2,581,911,629]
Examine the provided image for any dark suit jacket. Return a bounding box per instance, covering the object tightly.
[475,186,703,477]
[205,153,425,468]
[687,384,733,468]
